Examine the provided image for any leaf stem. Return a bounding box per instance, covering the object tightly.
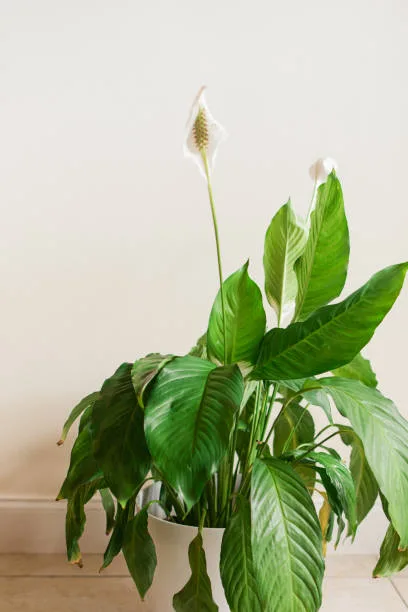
[201,150,227,364]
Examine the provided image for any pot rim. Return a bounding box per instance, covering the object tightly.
[148,511,225,534]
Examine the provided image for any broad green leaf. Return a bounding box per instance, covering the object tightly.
[131,354,174,408]
[273,403,315,456]
[92,363,150,507]
[100,488,115,535]
[66,480,101,566]
[144,356,243,510]
[263,200,307,323]
[57,391,100,446]
[373,524,408,578]
[295,173,349,321]
[220,497,263,612]
[340,427,378,525]
[332,352,377,388]
[57,424,101,500]
[173,533,218,612]
[252,263,408,380]
[251,458,324,611]
[302,451,357,538]
[122,507,157,600]
[207,262,266,368]
[319,377,408,548]
[100,498,135,571]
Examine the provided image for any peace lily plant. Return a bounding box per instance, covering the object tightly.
[58,88,408,611]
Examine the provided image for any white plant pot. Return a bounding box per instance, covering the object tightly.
[137,485,228,611]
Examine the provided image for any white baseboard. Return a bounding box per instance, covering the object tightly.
[0,497,387,555]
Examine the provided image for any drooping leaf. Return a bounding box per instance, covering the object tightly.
[100,488,115,535]
[220,496,263,612]
[332,352,377,388]
[273,403,315,456]
[144,356,243,510]
[251,458,324,612]
[373,523,408,578]
[66,480,101,566]
[318,491,332,556]
[207,262,266,369]
[131,354,174,408]
[57,423,101,500]
[91,363,151,507]
[301,451,357,538]
[263,200,307,323]
[100,498,135,571]
[340,427,379,526]
[122,507,157,600]
[319,377,408,548]
[173,533,218,612]
[57,391,100,446]
[295,173,349,321]
[252,263,408,380]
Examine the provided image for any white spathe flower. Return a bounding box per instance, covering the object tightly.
[309,157,338,185]
[184,86,227,179]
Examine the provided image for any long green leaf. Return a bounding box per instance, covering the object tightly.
[340,427,378,525]
[131,354,174,408]
[144,356,243,510]
[65,480,101,566]
[57,424,101,500]
[173,533,218,612]
[251,458,324,611]
[252,263,408,380]
[100,499,135,571]
[220,497,263,612]
[373,524,408,578]
[100,488,115,535]
[263,200,307,324]
[57,391,100,446]
[319,377,408,548]
[91,363,151,507]
[207,262,266,369]
[302,451,357,538]
[122,507,157,600]
[332,352,377,387]
[295,173,349,321]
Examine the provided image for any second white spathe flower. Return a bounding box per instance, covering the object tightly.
[309,157,338,185]
[184,86,227,179]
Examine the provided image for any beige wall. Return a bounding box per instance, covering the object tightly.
[1,0,407,537]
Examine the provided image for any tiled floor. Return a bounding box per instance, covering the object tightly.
[0,554,406,611]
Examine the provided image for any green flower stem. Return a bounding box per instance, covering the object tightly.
[281,403,310,455]
[201,150,227,365]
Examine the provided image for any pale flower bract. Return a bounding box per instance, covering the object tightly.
[309,157,338,185]
[184,86,227,179]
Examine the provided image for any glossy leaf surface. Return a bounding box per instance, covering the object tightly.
[145,356,243,509]
[320,377,408,548]
[122,507,157,600]
[173,533,218,612]
[131,354,174,408]
[295,173,349,321]
[220,496,263,611]
[263,201,307,323]
[252,263,408,380]
[251,458,324,611]
[207,262,266,368]
[92,363,151,506]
